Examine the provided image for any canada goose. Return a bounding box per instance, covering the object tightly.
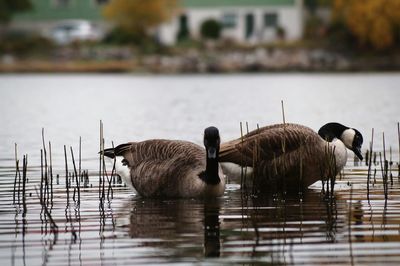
[219,122,363,190]
[102,126,225,198]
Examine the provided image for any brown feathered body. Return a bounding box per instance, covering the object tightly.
[108,140,225,198]
[219,123,347,189]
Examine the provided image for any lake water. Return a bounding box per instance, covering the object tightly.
[0,73,399,265]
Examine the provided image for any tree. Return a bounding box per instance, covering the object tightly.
[305,0,331,15]
[103,0,178,39]
[200,19,221,40]
[0,0,32,24]
[333,0,400,50]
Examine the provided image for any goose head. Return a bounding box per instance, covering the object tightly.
[318,122,364,160]
[201,126,221,185]
[204,126,221,160]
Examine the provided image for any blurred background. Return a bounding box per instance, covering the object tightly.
[1,0,400,72]
[0,0,399,157]
[0,3,399,264]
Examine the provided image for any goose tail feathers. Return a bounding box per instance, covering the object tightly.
[100,143,133,159]
[101,148,115,158]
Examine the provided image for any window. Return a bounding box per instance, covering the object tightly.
[54,0,70,8]
[222,13,237,28]
[264,13,278,28]
[245,13,254,39]
[177,14,190,41]
[95,0,109,5]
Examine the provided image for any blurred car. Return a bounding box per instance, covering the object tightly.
[45,20,103,45]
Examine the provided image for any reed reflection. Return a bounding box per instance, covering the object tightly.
[239,189,340,247]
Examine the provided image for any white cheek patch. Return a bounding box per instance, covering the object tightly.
[330,138,348,169]
[114,156,132,185]
[341,129,355,149]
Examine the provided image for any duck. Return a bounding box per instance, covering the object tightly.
[102,126,225,198]
[219,122,363,190]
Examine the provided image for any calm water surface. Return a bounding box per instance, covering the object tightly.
[0,73,399,265]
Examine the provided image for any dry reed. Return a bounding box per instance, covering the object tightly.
[367,128,374,200]
[13,143,20,204]
[22,155,27,215]
[70,146,80,205]
[398,122,400,179]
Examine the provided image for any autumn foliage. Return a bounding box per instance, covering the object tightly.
[103,0,178,37]
[333,0,400,50]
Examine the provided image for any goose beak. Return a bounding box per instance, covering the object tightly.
[207,147,217,159]
[353,147,363,161]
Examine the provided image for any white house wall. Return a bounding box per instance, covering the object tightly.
[158,4,303,45]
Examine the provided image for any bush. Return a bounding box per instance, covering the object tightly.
[0,31,54,55]
[276,26,286,40]
[103,27,144,45]
[103,27,168,54]
[200,19,222,40]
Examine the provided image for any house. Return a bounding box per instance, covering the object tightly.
[12,0,108,32]
[158,0,304,45]
[11,0,304,45]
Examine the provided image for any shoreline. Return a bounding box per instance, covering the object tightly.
[1,48,400,74]
[1,61,400,74]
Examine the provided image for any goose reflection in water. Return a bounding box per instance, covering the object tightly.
[203,199,221,257]
[117,197,222,258]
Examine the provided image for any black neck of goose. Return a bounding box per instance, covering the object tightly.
[203,156,220,185]
[318,123,347,142]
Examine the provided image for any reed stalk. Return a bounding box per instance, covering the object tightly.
[379,152,388,200]
[108,142,117,198]
[103,159,113,202]
[330,146,337,199]
[398,122,400,179]
[367,128,374,200]
[22,155,27,215]
[64,145,70,202]
[49,141,53,207]
[383,133,389,198]
[40,149,44,202]
[17,159,21,205]
[348,185,354,266]
[99,120,104,198]
[79,136,82,181]
[42,129,49,206]
[281,100,287,194]
[34,186,58,239]
[389,146,393,185]
[299,152,303,195]
[383,132,387,165]
[101,139,106,201]
[281,100,286,153]
[111,141,116,185]
[70,147,80,205]
[251,124,260,195]
[243,122,249,189]
[240,122,244,189]
[13,143,19,204]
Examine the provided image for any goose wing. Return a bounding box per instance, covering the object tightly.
[219,123,319,166]
[113,140,205,196]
